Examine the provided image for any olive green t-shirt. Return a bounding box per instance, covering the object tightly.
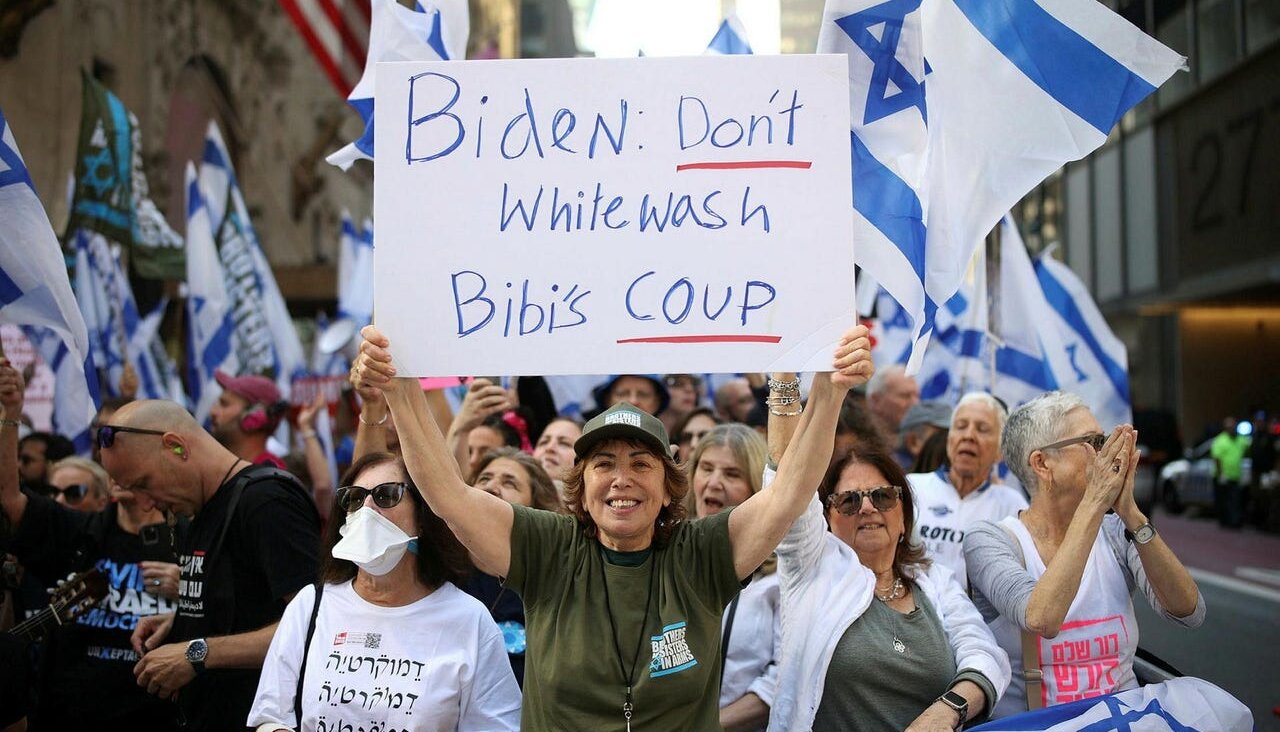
[506,505,741,731]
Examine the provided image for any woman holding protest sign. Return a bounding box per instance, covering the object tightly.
[351,322,873,730]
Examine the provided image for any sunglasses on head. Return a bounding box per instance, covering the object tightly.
[827,485,903,514]
[1036,432,1108,453]
[51,484,93,503]
[96,425,167,450]
[337,482,409,513]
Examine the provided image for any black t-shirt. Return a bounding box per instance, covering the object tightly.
[10,495,180,729]
[461,570,527,686]
[0,632,31,727]
[170,464,320,732]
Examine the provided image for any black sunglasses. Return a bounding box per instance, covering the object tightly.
[51,484,93,503]
[337,482,409,513]
[96,425,167,449]
[827,485,903,514]
[1036,432,1108,453]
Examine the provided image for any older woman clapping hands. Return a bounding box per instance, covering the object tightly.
[964,392,1204,718]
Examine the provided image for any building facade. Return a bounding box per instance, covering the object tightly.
[1012,0,1279,441]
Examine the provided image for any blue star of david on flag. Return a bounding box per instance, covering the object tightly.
[0,111,34,192]
[835,0,927,125]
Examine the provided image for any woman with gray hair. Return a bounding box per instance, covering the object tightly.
[685,424,779,732]
[964,391,1204,717]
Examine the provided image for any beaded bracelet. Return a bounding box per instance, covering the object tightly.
[767,376,801,394]
[769,404,804,417]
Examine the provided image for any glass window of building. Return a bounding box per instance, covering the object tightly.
[1245,0,1280,53]
[1123,128,1159,293]
[1093,146,1125,302]
[1196,0,1242,82]
[1065,164,1093,293]
[1155,0,1192,106]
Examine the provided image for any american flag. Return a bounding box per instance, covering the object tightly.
[278,0,372,97]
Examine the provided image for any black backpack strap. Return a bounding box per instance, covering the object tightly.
[719,592,741,684]
[295,581,325,728]
[206,465,315,636]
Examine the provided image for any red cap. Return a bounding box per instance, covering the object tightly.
[214,369,281,406]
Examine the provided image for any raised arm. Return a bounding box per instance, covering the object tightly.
[356,326,515,576]
[0,360,29,527]
[727,325,873,579]
[1111,434,1201,620]
[445,378,512,477]
[296,393,334,522]
[765,372,800,466]
[1023,428,1133,637]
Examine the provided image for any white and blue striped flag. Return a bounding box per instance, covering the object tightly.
[971,677,1251,732]
[199,122,307,401]
[818,0,1185,373]
[72,228,181,403]
[1034,246,1132,431]
[993,217,1063,409]
[705,16,753,55]
[0,110,100,451]
[183,162,238,425]
[326,0,465,171]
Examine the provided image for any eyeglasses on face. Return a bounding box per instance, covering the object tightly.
[51,484,93,503]
[337,482,409,513]
[827,485,903,514]
[1035,432,1108,453]
[96,425,167,449]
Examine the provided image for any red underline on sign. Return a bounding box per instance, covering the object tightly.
[616,335,783,345]
[675,160,813,172]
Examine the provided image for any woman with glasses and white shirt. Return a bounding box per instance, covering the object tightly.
[764,378,1008,732]
[964,392,1203,718]
[248,452,520,732]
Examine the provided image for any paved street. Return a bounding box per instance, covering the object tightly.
[1135,509,1280,730]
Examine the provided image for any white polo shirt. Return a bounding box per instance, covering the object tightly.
[908,468,1028,590]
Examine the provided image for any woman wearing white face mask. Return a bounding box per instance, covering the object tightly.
[248,452,521,732]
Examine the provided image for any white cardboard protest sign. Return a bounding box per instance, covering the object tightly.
[374,55,854,376]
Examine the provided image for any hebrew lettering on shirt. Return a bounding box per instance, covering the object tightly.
[1041,616,1130,705]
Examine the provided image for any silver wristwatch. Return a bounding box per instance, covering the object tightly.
[1126,522,1157,544]
[185,638,209,674]
[937,689,968,729]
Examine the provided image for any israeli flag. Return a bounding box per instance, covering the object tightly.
[341,216,374,326]
[72,229,180,402]
[183,163,238,425]
[705,16,753,55]
[916,283,989,402]
[1033,251,1131,431]
[972,677,1252,731]
[199,122,307,401]
[0,110,100,451]
[991,217,1063,409]
[818,0,1184,373]
[326,0,466,171]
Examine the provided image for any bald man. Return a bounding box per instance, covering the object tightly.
[99,400,320,732]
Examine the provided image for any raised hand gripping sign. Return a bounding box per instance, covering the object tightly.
[374,55,854,376]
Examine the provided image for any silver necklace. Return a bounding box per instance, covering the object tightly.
[875,576,905,602]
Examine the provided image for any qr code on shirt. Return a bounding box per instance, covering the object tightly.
[364,633,381,649]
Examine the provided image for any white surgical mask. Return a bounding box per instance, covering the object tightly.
[331,506,418,576]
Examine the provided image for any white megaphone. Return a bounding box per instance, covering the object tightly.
[317,317,360,361]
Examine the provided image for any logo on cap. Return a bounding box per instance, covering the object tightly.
[604,411,642,428]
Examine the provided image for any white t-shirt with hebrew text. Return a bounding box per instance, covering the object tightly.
[908,469,1028,590]
[248,580,521,732]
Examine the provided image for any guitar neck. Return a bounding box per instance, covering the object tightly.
[10,606,61,642]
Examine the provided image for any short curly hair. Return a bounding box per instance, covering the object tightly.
[562,438,689,547]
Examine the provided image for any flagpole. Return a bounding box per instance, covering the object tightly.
[986,221,1002,394]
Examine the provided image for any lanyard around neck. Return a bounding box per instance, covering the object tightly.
[598,544,658,732]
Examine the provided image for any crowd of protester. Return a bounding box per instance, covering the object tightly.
[0,318,1210,731]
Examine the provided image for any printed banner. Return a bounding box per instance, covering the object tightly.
[373,55,854,376]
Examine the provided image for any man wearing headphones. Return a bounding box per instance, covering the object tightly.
[209,370,289,470]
